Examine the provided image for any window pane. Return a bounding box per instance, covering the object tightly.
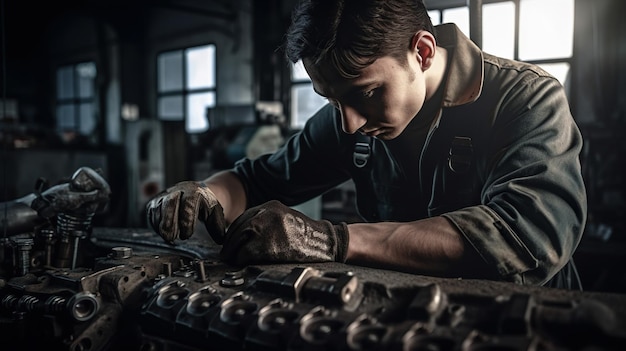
[443,7,469,37]
[78,102,96,135]
[291,84,327,128]
[483,2,515,59]
[158,95,184,121]
[57,66,74,99]
[428,10,441,26]
[186,92,216,133]
[537,62,570,87]
[76,62,96,98]
[291,60,311,81]
[158,51,184,92]
[519,0,574,60]
[186,45,216,90]
[57,104,75,130]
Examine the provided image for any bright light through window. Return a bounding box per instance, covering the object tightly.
[520,0,574,60]
[538,62,571,87]
[292,60,310,81]
[428,10,440,25]
[157,44,216,133]
[187,92,215,132]
[443,7,469,37]
[291,60,327,129]
[483,2,515,59]
[186,45,216,90]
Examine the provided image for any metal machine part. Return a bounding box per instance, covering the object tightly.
[0,227,625,351]
[0,160,624,351]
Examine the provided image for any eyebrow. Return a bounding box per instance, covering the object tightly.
[313,82,377,99]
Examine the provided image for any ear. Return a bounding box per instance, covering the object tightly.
[410,31,437,70]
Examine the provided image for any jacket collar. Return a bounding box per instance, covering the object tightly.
[435,23,484,107]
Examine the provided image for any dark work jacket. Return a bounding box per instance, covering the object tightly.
[233,23,587,288]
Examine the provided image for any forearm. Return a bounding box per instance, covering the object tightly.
[203,170,248,225]
[346,216,494,278]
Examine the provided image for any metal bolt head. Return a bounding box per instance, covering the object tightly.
[111,247,133,259]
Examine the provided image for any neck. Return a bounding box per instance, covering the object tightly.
[424,46,448,101]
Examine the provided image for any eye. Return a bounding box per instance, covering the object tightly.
[362,88,376,99]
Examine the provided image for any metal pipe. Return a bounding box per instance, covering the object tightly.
[468,0,483,48]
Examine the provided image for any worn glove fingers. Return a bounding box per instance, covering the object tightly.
[220,226,256,265]
[219,205,268,264]
[194,185,226,244]
[158,191,182,243]
[178,192,201,241]
[146,199,160,233]
[202,207,226,244]
[227,206,266,235]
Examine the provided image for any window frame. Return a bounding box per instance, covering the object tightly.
[156,43,217,133]
[288,60,329,129]
[55,61,97,135]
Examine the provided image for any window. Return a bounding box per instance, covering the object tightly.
[290,60,327,129]
[428,0,574,87]
[55,61,97,136]
[157,44,216,133]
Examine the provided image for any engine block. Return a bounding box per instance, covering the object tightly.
[1,227,625,351]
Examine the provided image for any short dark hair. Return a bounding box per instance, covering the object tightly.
[285,0,435,78]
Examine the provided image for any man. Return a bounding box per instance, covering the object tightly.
[146,0,587,289]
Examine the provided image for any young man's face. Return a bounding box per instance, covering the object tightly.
[304,52,427,140]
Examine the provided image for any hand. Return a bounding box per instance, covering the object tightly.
[220,200,349,266]
[31,167,111,219]
[146,181,226,245]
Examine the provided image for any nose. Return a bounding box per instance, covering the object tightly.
[339,103,366,134]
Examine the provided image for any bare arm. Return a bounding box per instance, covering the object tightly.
[346,216,494,278]
[203,170,248,225]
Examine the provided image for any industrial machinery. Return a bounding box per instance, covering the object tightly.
[1,173,626,351]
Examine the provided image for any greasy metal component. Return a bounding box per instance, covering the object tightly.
[111,246,133,259]
[161,261,173,277]
[69,230,86,270]
[39,228,56,267]
[254,267,360,309]
[218,292,258,325]
[346,314,388,350]
[255,266,320,302]
[193,259,209,282]
[13,238,34,276]
[298,305,346,346]
[67,291,100,321]
[301,270,360,308]
[1,227,626,350]
[221,268,246,287]
[408,283,446,322]
[31,167,111,220]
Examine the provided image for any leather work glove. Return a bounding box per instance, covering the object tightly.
[220,200,349,266]
[146,181,226,245]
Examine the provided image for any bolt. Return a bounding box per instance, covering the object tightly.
[15,238,34,276]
